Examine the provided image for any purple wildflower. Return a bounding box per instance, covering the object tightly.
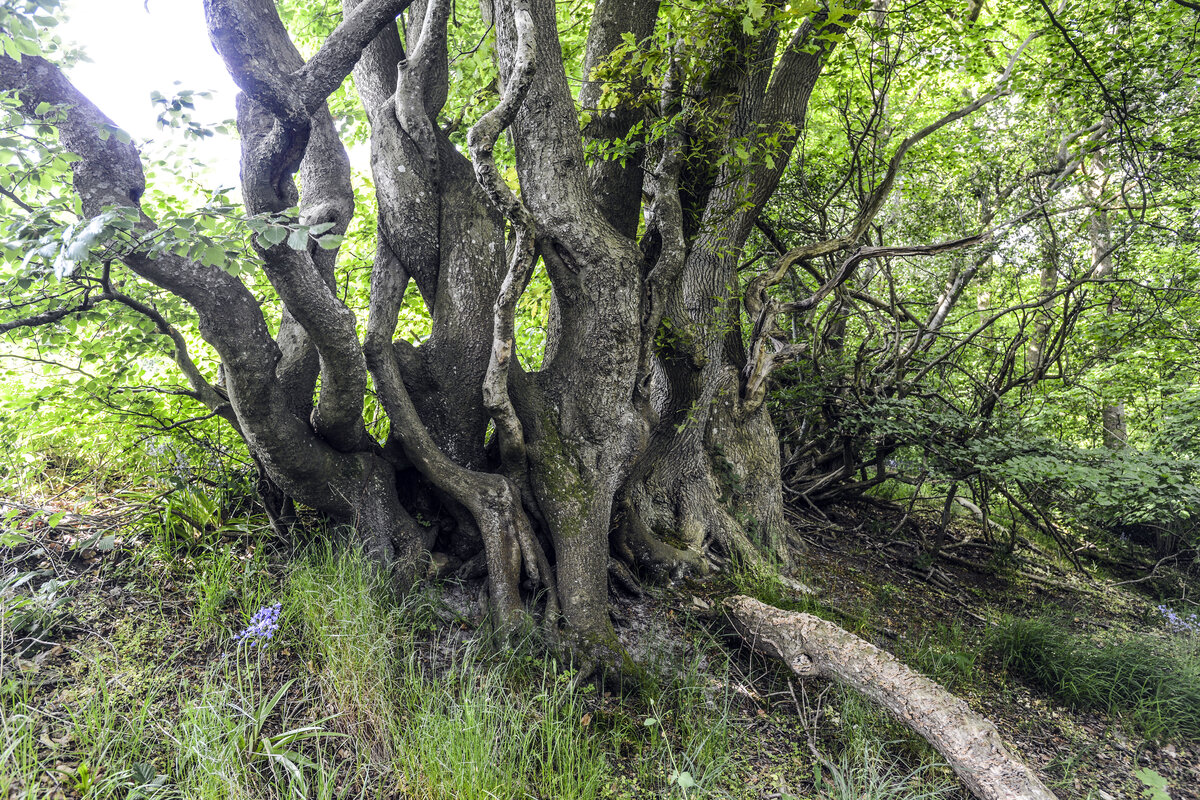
[1156,604,1199,634]
[234,603,282,647]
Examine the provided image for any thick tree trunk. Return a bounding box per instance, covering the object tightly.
[619,366,790,577]
[725,596,1059,800]
[3,0,857,667]
[487,0,647,660]
[614,9,859,580]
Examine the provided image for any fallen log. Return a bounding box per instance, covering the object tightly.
[723,595,1057,800]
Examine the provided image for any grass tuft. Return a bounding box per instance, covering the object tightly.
[816,740,956,800]
[988,614,1200,741]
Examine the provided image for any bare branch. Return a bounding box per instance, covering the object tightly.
[848,29,1042,242]
[742,232,991,413]
[297,0,413,112]
[394,0,452,171]
[102,281,234,426]
[0,290,111,333]
[469,0,537,479]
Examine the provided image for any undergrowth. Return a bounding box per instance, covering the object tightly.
[988,614,1200,742]
[2,532,964,799]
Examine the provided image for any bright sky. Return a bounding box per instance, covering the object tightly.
[58,0,243,187]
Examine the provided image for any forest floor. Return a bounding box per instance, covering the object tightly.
[1,485,1198,800]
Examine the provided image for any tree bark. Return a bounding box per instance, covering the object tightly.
[619,8,862,576]
[0,0,872,664]
[725,596,1058,800]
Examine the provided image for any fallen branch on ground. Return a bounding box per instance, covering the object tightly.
[723,595,1057,800]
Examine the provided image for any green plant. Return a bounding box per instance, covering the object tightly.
[989,615,1200,741]
[644,705,697,797]
[235,677,346,799]
[902,621,979,691]
[284,544,614,799]
[814,740,955,800]
[0,687,43,799]
[190,547,235,635]
[71,762,96,794]
[174,662,343,800]
[62,650,167,800]
[875,583,902,605]
[1,569,72,653]
[1133,766,1172,800]
[624,629,740,796]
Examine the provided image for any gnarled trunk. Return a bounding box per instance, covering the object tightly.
[0,0,862,665]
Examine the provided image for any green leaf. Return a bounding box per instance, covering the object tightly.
[286,227,308,250]
[315,234,343,250]
[202,244,225,266]
[672,770,696,789]
[0,531,27,547]
[261,225,287,247]
[1133,767,1170,800]
[14,37,40,57]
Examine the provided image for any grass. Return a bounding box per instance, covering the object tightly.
[988,614,1200,741]
[722,550,832,619]
[0,684,42,799]
[3,522,975,800]
[898,621,980,692]
[815,740,956,800]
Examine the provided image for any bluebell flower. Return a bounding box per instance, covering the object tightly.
[1156,604,1199,634]
[234,603,282,647]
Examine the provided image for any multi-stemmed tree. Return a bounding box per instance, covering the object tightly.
[0,0,869,665]
[3,0,1196,672]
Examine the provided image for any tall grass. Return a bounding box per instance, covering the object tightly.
[989,614,1200,741]
[900,621,979,691]
[0,686,44,799]
[284,544,611,799]
[817,740,956,800]
[6,536,990,799]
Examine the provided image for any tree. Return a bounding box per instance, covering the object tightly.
[1,0,1197,671]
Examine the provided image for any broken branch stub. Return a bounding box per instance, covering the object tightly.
[723,595,1057,800]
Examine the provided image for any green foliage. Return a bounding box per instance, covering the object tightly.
[824,395,1200,546]
[0,0,60,62]
[0,568,71,646]
[899,622,979,692]
[636,659,736,794]
[989,614,1200,741]
[1134,766,1172,800]
[812,740,955,800]
[283,545,612,800]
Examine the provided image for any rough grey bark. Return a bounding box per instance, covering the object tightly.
[577,0,661,238]
[0,0,875,663]
[619,7,864,576]
[726,596,1059,800]
[0,44,431,576]
[489,0,647,658]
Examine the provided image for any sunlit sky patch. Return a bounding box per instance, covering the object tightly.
[59,0,242,187]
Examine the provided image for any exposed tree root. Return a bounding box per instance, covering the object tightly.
[724,595,1058,800]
